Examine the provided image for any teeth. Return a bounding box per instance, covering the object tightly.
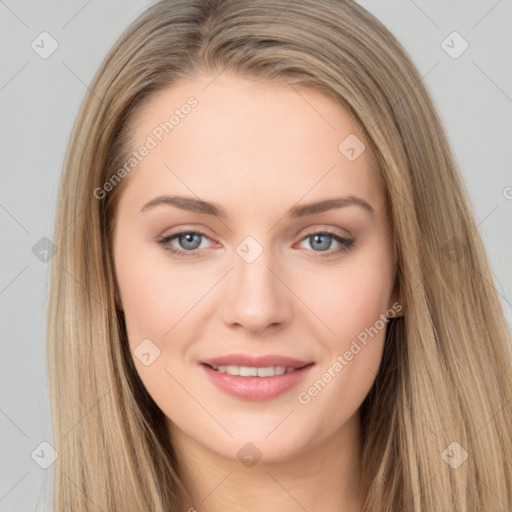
[240,366,258,377]
[226,365,239,376]
[211,365,294,377]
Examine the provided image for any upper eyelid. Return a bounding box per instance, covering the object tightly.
[160,222,352,238]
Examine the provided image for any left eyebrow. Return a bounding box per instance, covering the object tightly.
[288,196,374,217]
[139,194,374,218]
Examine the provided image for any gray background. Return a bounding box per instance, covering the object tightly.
[1,1,511,510]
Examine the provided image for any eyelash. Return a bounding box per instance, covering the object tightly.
[157,229,354,259]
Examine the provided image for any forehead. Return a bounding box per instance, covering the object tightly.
[121,73,385,217]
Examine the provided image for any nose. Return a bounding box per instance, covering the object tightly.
[220,244,293,335]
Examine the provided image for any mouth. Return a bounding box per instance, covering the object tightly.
[204,363,309,377]
[200,354,314,401]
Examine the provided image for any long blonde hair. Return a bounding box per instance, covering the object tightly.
[47,0,512,510]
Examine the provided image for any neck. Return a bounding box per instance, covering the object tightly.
[168,410,365,512]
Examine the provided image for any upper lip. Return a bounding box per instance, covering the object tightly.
[201,354,313,369]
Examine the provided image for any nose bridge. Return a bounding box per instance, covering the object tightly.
[222,235,291,332]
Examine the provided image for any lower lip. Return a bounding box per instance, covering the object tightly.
[201,363,314,401]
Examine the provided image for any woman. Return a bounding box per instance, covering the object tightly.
[47,0,512,510]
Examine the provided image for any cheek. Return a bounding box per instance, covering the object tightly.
[292,245,394,412]
[296,249,394,350]
[114,235,202,416]
[114,231,187,348]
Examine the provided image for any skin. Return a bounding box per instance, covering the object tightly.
[113,72,399,512]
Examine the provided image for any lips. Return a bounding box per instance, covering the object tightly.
[200,354,314,401]
[201,354,311,369]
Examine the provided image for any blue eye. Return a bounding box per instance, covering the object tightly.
[298,230,354,257]
[174,232,203,251]
[157,229,354,258]
[158,230,212,258]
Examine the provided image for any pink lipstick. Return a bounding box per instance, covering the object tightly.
[200,354,314,401]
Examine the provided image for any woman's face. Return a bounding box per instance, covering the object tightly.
[113,73,398,463]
